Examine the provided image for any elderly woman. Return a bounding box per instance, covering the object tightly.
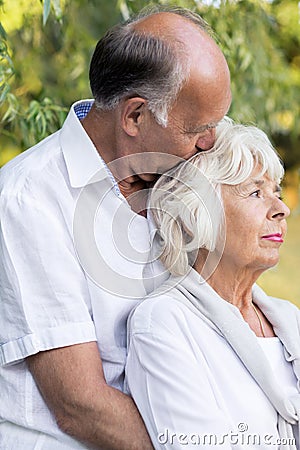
[125,118,300,450]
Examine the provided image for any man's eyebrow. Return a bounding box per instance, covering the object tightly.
[187,121,219,133]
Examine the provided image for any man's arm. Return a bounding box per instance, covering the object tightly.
[27,341,154,450]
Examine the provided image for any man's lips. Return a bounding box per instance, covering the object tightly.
[261,233,284,243]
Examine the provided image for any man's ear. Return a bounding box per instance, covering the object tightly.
[121,97,147,137]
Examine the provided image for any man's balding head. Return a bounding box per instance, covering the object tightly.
[90,6,229,125]
[89,7,231,155]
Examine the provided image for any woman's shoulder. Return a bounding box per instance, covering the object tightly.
[268,295,300,313]
[253,284,299,315]
[128,286,197,336]
[265,295,300,331]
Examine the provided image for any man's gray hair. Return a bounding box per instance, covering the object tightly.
[150,117,285,275]
[89,6,211,127]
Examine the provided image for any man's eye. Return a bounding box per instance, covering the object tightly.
[185,131,201,136]
[185,128,207,135]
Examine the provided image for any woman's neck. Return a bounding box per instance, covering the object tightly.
[193,252,275,337]
[193,252,262,308]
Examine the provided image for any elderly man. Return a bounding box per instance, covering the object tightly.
[0,6,231,450]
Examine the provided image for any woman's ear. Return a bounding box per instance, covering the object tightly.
[121,97,147,136]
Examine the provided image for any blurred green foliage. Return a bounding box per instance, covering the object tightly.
[0,0,122,152]
[0,0,300,169]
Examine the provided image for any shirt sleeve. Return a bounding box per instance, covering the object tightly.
[125,297,233,450]
[0,185,97,366]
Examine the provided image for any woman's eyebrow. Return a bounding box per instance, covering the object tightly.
[252,179,265,187]
[241,178,265,190]
[245,179,282,193]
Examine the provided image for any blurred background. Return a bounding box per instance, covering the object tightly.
[0,0,299,305]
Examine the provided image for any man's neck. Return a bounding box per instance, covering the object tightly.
[81,104,156,215]
[81,104,120,166]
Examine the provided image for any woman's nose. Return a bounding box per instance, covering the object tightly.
[196,128,216,151]
[270,197,290,220]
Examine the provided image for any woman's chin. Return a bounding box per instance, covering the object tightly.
[257,255,280,272]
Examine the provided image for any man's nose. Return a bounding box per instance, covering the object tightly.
[196,128,216,151]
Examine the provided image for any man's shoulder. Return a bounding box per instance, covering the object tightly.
[0,130,63,198]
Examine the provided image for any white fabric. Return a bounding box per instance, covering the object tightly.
[126,269,300,449]
[258,338,298,399]
[0,100,156,449]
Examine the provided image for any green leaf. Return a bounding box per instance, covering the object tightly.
[1,93,19,123]
[0,22,7,40]
[117,0,130,21]
[0,83,10,105]
[43,0,51,26]
[52,0,63,21]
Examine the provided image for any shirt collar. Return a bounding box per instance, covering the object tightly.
[59,99,111,188]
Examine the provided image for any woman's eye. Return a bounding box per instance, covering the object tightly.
[250,190,260,198]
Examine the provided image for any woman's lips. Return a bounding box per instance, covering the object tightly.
[261,233,283,243]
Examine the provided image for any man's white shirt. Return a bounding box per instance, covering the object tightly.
[0,100,160,449]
